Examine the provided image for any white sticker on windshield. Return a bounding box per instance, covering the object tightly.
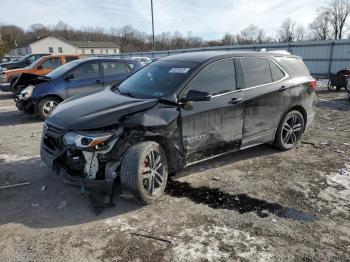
[169,68,190,74]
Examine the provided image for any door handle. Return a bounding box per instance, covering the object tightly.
[279,86,289,92]
[229,97,243,104]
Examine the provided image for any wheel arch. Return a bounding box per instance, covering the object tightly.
[273,104,308,141]
[38,94,64,104]
[141,134,185,174]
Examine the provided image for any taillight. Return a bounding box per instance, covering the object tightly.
[310,79,317,91]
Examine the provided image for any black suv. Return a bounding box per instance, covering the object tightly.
[41,51,316,204]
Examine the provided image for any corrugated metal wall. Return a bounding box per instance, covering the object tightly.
[114,39,350,76]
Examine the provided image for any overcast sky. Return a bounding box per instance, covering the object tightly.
[1,0,328,40]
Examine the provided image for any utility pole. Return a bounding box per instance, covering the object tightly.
[151,0,155,52]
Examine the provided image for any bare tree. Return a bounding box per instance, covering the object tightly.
[222,32,235,45]
[309,11,331,40]
[295,24,306,41]
[323,0,350,39]
[278,18,296,42]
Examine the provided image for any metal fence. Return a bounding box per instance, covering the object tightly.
[113,39,350,77]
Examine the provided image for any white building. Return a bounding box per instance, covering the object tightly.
[10,35,120,56]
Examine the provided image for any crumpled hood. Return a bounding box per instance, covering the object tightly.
[46,88,159,130]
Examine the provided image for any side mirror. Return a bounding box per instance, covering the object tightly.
[37,65,43,70]
[181,90,212,102]
[64,74,74,81]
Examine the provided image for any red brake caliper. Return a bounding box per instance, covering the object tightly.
[143,158,148,175]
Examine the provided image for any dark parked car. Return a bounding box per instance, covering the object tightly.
[0,53,50,71]
[41,51,316,204]
[15,58,142,120]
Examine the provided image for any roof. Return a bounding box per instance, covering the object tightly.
[12,35,120,50]
[70,41,119,49]
[160,51,299,63]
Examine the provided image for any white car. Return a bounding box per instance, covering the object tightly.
[130,57,152,66]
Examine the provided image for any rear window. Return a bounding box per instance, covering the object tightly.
[270,60,285,81]
[275,57,310,76]
[102,62,127,75]
[65,56,79,63]
[240,57,272,88]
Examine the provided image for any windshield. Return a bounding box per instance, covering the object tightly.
[116,60,199,98]
[46,59,82,78]
[17,54,32,63]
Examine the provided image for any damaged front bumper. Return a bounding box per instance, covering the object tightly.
[40,123,122,195]
[15,96,35,114]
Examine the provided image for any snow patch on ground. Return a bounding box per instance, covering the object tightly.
[0,154,40,165]
[104,218,135,232]
[0,106,17,112]
[318,163,350,215]
[169,225,273,262]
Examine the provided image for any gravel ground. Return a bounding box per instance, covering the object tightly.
[0,84,349,262]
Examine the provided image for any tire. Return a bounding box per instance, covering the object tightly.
[273,110,305,150]
[120,141,168,204]
[37,97,61,120]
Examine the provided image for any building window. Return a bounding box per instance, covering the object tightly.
[91,49,94,54]
[114,49,117,54]
[82,49,85,54]
[105,49,108,54]
[49,47,53,53]
[58,47,63,53]
[100,49,103,54]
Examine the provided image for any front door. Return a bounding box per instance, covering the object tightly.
[34,57,62,75]
[65,61,103,98]
[180,58,244,163]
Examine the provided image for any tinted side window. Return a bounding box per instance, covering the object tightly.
[41,58,62,69]
[126,63,135,72]
[240,57,272,88]
[71,62,100,80]
[270,60,285,81]
[276,57,310,76]
[188,59,236,95]
[102,62,127,76]
[65,56,79,63]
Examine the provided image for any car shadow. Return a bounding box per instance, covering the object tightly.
[317,97,350,111]
[0,145,288,229]
[0,110,42,126]
[0,92,14,100]
[0,157,141,229]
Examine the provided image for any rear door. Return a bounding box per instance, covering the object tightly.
[180,58,244,163]
[238,57,288,148]
[64,61,103,97]
[101,61,131,86]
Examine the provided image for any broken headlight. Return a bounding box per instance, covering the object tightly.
[63,130,115,150]
[20,85,34,99]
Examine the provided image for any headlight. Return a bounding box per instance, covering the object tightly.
[20,85,34,99]
[63,130,115,149]
[0,73,7,82]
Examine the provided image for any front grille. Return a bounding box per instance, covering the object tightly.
[42,124,66,156]
[46,124,66,138]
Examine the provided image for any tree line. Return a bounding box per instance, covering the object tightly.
[1,0,350,57]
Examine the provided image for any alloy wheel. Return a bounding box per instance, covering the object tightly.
[142,150,165,195]
[281,114,303,148]
[42,101,58,116]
